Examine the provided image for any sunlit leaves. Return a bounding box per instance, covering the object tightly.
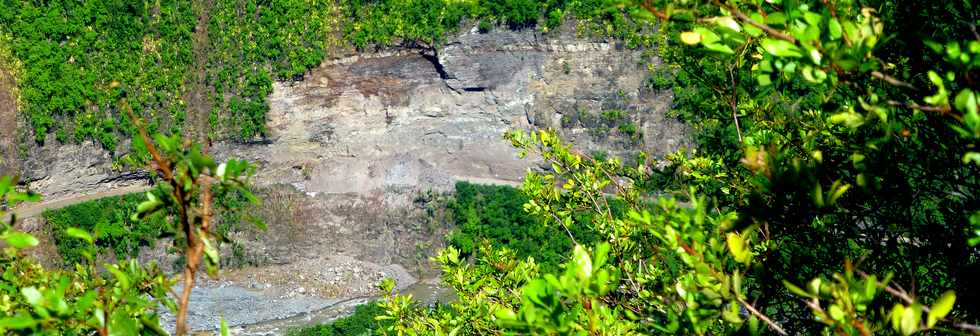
[927,291,956,328]
[762,39,803,58]
[1,231,38,249]
[679,28,735,54]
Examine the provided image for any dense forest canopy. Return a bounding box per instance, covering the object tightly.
[1,0,979,335]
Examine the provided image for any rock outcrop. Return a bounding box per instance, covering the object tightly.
[15,26,690,332]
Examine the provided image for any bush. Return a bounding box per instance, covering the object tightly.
[447,181,601,272]
[43,187,256,265]
[287,302,390,336]
[43,193,172,265]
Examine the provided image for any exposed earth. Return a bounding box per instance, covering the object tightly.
[8,25,689,334]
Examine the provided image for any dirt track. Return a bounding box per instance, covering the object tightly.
[10,184,150,219]
[0,66,18,177]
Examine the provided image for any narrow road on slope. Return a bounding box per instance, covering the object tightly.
[451,175,523,187]
[10,176,520,220]
[10,184,150,219]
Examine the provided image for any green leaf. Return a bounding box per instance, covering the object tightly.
[762,39,803,58]
[722,302,743,323]
[829,18,842,40]
[927,291,955,327]
[726,232,750,263]
[890,304,905,331]
[0,315,37,329]
[21,287,42,306]
[744,13,764,36]
[680,31,701,45]
[900,304,921,335]
[765,12,787,25]
[220,317,230,336]
[714,16,741,32]
[109,310,138,336]
[105,265,131,290]
[572,244,593,280]
[953,89,977,116]
[828,304,845,321]
[693,27,720,44]
[783,281,814,298]
[704,42,735,54]
[66,227,95,245]
[756,74,772,86]
[963,152,980,165]
[3,232,39,249]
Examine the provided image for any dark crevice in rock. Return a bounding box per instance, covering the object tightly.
[462,87,486,92]
[97,170,151,184]
[419,52,451,80]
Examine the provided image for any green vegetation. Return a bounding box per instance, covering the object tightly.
[286,301,390,336]
[341,0,655,50]
[43,193,171,265]
[0,0,334,148]
[205,0,337,140]
[447,181,600,272]
[5,0,980,335]
[0,0,653,153]
[42,186,258,266]
[375,0,980,335]
[0,123,257,335]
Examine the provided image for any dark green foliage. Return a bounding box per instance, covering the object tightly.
[206,0,335,140]
[0,0,194,149]
[43,193,171,265]
[447,181,599,272]
[42,187,257,266]
[1,0,652,149]
[340,0,478,50]
[480,0,540,29]
[339,0,653,50]
[0,0,334,146]
[286,302,390,336]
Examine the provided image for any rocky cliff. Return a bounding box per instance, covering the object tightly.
[9,26,689,332]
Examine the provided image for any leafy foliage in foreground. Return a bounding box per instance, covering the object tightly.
[0,177,172,335]
[44,193,171,265]
[0,117,258,334]
[376,0,980,335]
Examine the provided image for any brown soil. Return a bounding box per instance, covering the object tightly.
[183,0,214,143]
[0,67,19,177]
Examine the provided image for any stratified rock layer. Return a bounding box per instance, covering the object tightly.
[19,27,690,332]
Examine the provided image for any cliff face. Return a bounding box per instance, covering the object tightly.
[16,26,688,201]
[218,27,687,198]
[9,27,690,331]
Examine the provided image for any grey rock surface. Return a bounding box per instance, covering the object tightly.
[18,26,690,334]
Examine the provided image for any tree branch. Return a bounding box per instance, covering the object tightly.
[886,100,961,122]
[872,71,919,91]
[737,295,789,335]
[859,271,980,335]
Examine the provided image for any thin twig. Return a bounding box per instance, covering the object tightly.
[722,2,796,43]
[871,71,919,91]
[886,100,961,122]
[858,271,980,335]
[737,295,789,335]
